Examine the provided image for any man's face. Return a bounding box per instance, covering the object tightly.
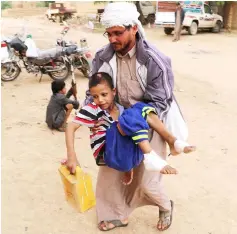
[105,25,138,53]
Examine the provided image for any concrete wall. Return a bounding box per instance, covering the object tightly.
[11,1,38,8]
[2,7,47,17]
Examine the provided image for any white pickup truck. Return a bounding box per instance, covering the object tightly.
[155,1,223,35]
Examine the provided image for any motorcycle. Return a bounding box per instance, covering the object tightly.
[1,39,21,82]
[56,26,93,78]
[1,35,75,82]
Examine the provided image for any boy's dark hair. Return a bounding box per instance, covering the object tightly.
[51,80,66,94]
[89,72,114,90]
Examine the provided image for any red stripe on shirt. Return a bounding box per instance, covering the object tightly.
[74,116,97,124]
[90,131,105,139]
[87,103,98,109]
[93,143,105,158]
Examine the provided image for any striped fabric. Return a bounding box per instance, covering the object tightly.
[132,105,155,144]
[73,102,114,164]
[131,129,149,143]
[142,106,156,119]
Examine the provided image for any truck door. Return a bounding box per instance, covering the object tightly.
[203,4,215,28]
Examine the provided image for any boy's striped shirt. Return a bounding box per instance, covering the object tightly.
[73,102,114,162]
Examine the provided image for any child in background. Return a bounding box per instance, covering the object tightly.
[46,80,79,132]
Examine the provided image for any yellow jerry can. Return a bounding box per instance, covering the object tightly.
[59,165,96,212]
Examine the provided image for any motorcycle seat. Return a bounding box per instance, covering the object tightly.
[63,45,77,56]
[37,47,63,59]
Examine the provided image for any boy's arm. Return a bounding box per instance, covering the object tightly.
[65,122,81,174]
[66,103,99,173]
[66,84,77,101]
[58,95,80,110]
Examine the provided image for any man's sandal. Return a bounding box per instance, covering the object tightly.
[98,220,128,231]
[157,200,174,231]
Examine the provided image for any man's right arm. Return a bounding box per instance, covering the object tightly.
[143,54,174,120]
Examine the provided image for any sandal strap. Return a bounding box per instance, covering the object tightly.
[106,219,128,227]
[158,200,174,231]
[98,220,128,231]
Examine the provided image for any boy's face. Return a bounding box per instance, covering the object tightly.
[59,87,67,95]
[90,82,116,110]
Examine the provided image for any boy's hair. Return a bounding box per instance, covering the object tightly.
[89,72,114,90]
[51,80,66,94]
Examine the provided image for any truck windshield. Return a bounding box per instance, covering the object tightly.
[204,4,212,14]
[183,2,203,14]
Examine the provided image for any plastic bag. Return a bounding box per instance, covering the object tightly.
[24,38,38,57]
[58,165,96,212]
[163,99,189,141]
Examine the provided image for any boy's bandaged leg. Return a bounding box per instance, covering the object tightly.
[144,150,168,171]
[174,140,196,154]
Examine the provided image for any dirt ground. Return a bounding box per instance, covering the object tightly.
[1,14,237,234]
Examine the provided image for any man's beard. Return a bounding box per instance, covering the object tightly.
[112,39,133,54]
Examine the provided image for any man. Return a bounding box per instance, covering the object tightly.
[67,2,184,231]
[173,2,185,42]
[94,2,177,231]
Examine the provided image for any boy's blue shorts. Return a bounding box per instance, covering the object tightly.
[104,102,157,172]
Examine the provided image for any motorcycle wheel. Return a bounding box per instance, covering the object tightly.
[1,62,21,82]
[79,57,92,78]
[48,60,70,81]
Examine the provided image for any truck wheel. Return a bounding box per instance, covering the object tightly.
[147,14,155,24]
[212,21,221,33]
[188,21,198,35]
[164,28,173,35]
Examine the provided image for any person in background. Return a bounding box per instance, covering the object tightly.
[173,2,185,42]
[46,80,79,132]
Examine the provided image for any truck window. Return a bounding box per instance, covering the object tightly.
[55,4,61,8]
[204,4,212,14]
[183,2,203,14]
[141,1,152,7]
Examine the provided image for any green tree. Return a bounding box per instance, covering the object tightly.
[215,1,236,30]
[36,1,55,8]
[1,1,12,10]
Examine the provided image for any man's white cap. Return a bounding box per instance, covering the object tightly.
[101,2,145,39]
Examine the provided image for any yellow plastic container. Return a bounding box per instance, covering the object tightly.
[59,165,96,212]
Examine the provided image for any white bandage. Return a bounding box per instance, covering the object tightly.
[174,140,190,153]
[101,2,146,39]
[143,150,168,172]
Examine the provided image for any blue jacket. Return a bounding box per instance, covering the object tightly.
[105,102,155,172]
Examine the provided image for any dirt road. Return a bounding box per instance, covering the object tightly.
[2,15,237,234]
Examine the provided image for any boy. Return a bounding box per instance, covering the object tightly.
[65,72,195,185]
[46,80,79,132]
